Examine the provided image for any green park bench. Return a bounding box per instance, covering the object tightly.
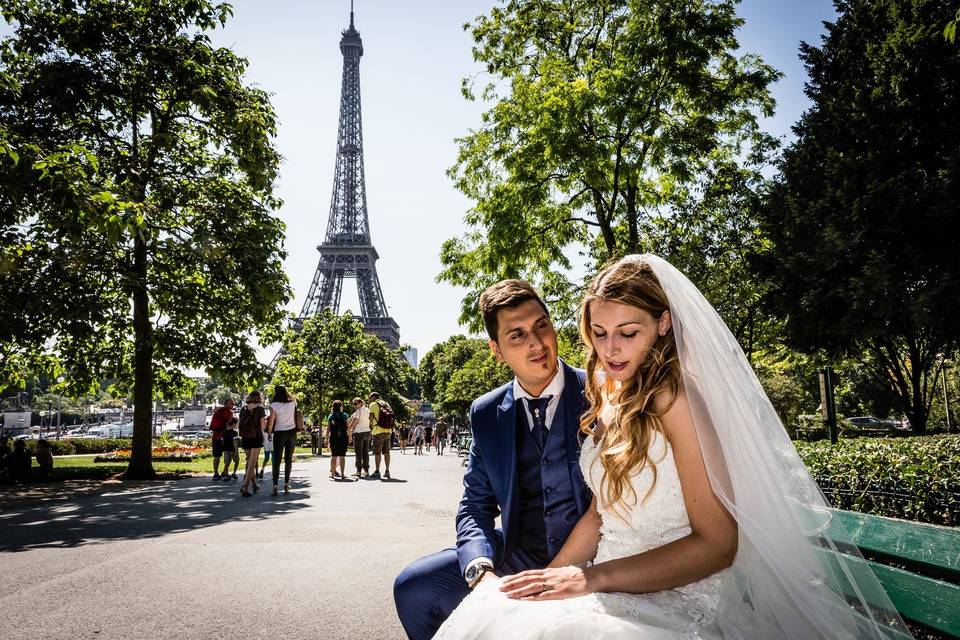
[823,508,960,638]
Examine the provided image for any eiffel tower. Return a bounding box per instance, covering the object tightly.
[297,4,399,348]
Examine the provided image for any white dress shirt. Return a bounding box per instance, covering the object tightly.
[512,363,565,432]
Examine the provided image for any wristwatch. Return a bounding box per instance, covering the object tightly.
[464,560,494,588]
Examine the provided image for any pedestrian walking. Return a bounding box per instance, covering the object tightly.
[423,422,433,454]
[238,391,266,497]
[267,385,298,495]
[209,398,235,479]
[435,420,448,456]
[327,400,350,479]
[221,418,240,480]
[259,419,273,479]
[309,424,320,456]
[398,423,410,453]
[368,391,394,480]
[412,422,425,455]
[348,397,371,477]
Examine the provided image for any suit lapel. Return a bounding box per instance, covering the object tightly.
[559,362,590,513]
[497,384,518,533]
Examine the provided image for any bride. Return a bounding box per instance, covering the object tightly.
[435,255,910,640]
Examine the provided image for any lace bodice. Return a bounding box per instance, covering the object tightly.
[580,431,724,630]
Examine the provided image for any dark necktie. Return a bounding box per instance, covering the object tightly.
[527,396,553,451]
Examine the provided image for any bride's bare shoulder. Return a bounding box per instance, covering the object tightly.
[654,384,695,442]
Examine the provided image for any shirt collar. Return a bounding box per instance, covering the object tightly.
[512,361,565,404]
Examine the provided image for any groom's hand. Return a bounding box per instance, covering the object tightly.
[499,566,593,601]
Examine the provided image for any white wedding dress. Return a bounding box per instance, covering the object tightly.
[435,431,725,640]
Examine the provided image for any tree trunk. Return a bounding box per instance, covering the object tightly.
[909,365,928,434]
[593,191,617,257]
[126,232,156,479]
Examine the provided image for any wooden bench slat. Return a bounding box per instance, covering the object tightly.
[816,546,960,637]
[868,561,960,637]
[828,509,960,581]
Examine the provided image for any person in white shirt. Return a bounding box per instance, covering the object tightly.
[348,397,371,478]
[266,385,298,495]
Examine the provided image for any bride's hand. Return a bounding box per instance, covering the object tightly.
[499,566,593,601]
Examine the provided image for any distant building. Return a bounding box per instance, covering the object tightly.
[404,347,418,369]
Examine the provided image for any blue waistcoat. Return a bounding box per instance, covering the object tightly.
[514,395,581,564]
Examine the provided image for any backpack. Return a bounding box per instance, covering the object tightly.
[238,406,258,439]
[375,400,395,430]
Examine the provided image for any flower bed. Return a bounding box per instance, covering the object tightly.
[94,445,208,463]
[795,434,960,526]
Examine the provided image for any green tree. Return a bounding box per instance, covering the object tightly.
[419,335,511,420]
[273,311,413,423]
[756,0,960,432]
[0,0,290,477]
[440,0,779,332]
[442,348,512,420]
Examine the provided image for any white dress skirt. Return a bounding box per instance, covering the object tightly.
[434,433,725,640]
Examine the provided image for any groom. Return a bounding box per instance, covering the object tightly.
[393,280,591,640]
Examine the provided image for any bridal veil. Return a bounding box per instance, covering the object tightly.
[637,254,911,639]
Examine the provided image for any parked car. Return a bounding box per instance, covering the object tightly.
[846,416,901,431]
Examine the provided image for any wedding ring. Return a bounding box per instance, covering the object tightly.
[540,582,548,593]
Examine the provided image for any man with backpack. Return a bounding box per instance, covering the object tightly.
[368,391,395,480]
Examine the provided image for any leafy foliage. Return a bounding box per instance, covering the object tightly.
[419,335,512,419]
[441,0,779,333]
[755,0,960,432]
[795,435,960,526]
[0,0,291,476]
[271,311,414,423]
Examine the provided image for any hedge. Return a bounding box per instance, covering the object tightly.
[795,434,960,526]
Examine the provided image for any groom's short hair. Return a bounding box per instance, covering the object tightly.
[479,279,550,342]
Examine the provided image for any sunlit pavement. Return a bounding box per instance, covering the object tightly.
[0,449,466,640]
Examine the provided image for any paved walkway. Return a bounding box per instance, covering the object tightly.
[0,450,466,640]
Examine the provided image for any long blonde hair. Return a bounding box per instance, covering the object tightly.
[579,256,681,516]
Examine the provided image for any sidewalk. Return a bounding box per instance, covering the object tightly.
[0,450,466,640]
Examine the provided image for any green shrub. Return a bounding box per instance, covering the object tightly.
[795,435,960,526]
[69,438,135,455]
[22,439,76,456]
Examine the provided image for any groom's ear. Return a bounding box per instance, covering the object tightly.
[488,339,505,362]
[658,311,673,337]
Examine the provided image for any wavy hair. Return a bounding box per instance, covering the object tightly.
[579,256,681,517]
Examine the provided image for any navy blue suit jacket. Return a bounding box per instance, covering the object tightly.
[455,361,591,574]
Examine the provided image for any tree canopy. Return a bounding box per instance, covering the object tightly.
[419,335,511,420]
[272,311,414,423]
[440,0,779,332]
[756,0,960,432]
[0,0,290,476]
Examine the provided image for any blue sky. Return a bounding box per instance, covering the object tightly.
[3,1,840,362]
[207,0,838,362]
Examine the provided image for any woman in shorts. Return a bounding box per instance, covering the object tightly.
[239,391,266,497]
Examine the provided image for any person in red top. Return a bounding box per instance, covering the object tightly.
[209,398,235,480]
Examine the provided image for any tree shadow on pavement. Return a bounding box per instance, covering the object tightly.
[0,476,312,552]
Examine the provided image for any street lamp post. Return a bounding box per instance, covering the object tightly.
[56,376,64,440]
